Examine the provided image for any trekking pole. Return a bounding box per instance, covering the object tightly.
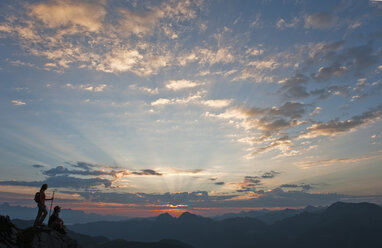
[49,191,55,218]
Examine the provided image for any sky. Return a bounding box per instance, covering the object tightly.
[0,0,382,218]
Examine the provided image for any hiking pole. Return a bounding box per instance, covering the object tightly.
[49,190,55,218]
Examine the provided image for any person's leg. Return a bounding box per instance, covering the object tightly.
[40,205,47,224]
[34,205,43,226]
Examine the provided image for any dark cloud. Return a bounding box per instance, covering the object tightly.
[305,12,336,29]
[341,43,379,72]
[76,190,233,207]
[267,102,306,119]
[70,188,345,209]
[278,73,310,99]
[69,162,95,170]
[310,85,350,99]
[214,182,225,185]
[43,163,162,178]
[243,101,307,119]
[236,176,262,192]
[0,175,112,189]
[312,64,347,80]
[32,164,44,168]
[240,102,307,135]
[304,40,345,68]
[251,135,292,156]
[302,105,382,138]
[132,169,162,176]
[280,184,312,191]
[310,42,380,81]
[43,166,106,177]
[220,102,308,156]
[261,170,280,179]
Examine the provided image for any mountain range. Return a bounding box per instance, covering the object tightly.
[68,202,382,248]
[213,205,325,224]
[0,203,129,225]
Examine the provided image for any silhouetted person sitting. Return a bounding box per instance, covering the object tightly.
[48,205,66,234]
[33,184,53,227]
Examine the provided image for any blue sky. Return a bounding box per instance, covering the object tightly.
[0,0,381,217]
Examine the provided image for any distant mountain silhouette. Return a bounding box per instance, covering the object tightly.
[213,205,325,224]
[68,202,382,248]
[0,203,129,225]
[1,216,193,248]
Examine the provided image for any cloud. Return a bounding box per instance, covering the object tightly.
[68,162,95,170]
[296,154,381,169]
[117,0,199,37]
[276,17,299,29]
[0,175,112,189]
[246,47,264,56]
[131,169,162,176]
[151,91,207,107]
[305,12,336,29]
[11,100,26,106]
[128,85,159,95]
[280,183,312,191]
[250,136,294,157]
[278,74,309,99]
[341,43,379,72]
[70,188,346,209]
[32,164,44,168]
[310,107,322,116]
[28,0,107,32]
[261,170,280,179]
[208,102,308,157]
[165,80,204,91]
[300,106,382,138]
[310,85,350,100]
[312,65,347,80]
[179,47,235,66]
[1,1,202,75]
[214,182,225,185]
[43,163,163,180]
[65,83,108,92]
[201,99,232,108]
[235,176,262,192]
[43,166,106,177]
[82,84,107,92]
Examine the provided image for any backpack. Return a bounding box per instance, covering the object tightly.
[34,192,40,203]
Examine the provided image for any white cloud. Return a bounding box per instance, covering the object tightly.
[11,100,26,106]
[246,48,264,56]
[276,17,299,29]
[310,107,322,116]
[29,1,106,32]
[201,99,232,108]
[166,80,204,91]
[151,98,171,106]
[129,85,159,95]
[65,83,108,92]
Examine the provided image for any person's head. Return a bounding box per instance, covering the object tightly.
[40,184,48,191]
[54,206,61,213]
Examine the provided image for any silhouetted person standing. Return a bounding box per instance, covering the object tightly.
[34,184,53,226]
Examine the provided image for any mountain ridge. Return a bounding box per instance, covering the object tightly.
[68,201,382,248]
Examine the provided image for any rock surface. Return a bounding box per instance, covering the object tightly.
[0,215,77,248]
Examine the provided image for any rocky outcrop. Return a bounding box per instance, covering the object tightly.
[0,215,77,248]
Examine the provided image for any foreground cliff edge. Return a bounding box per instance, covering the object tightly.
[0,215,193,248]
[0,215,77,248]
